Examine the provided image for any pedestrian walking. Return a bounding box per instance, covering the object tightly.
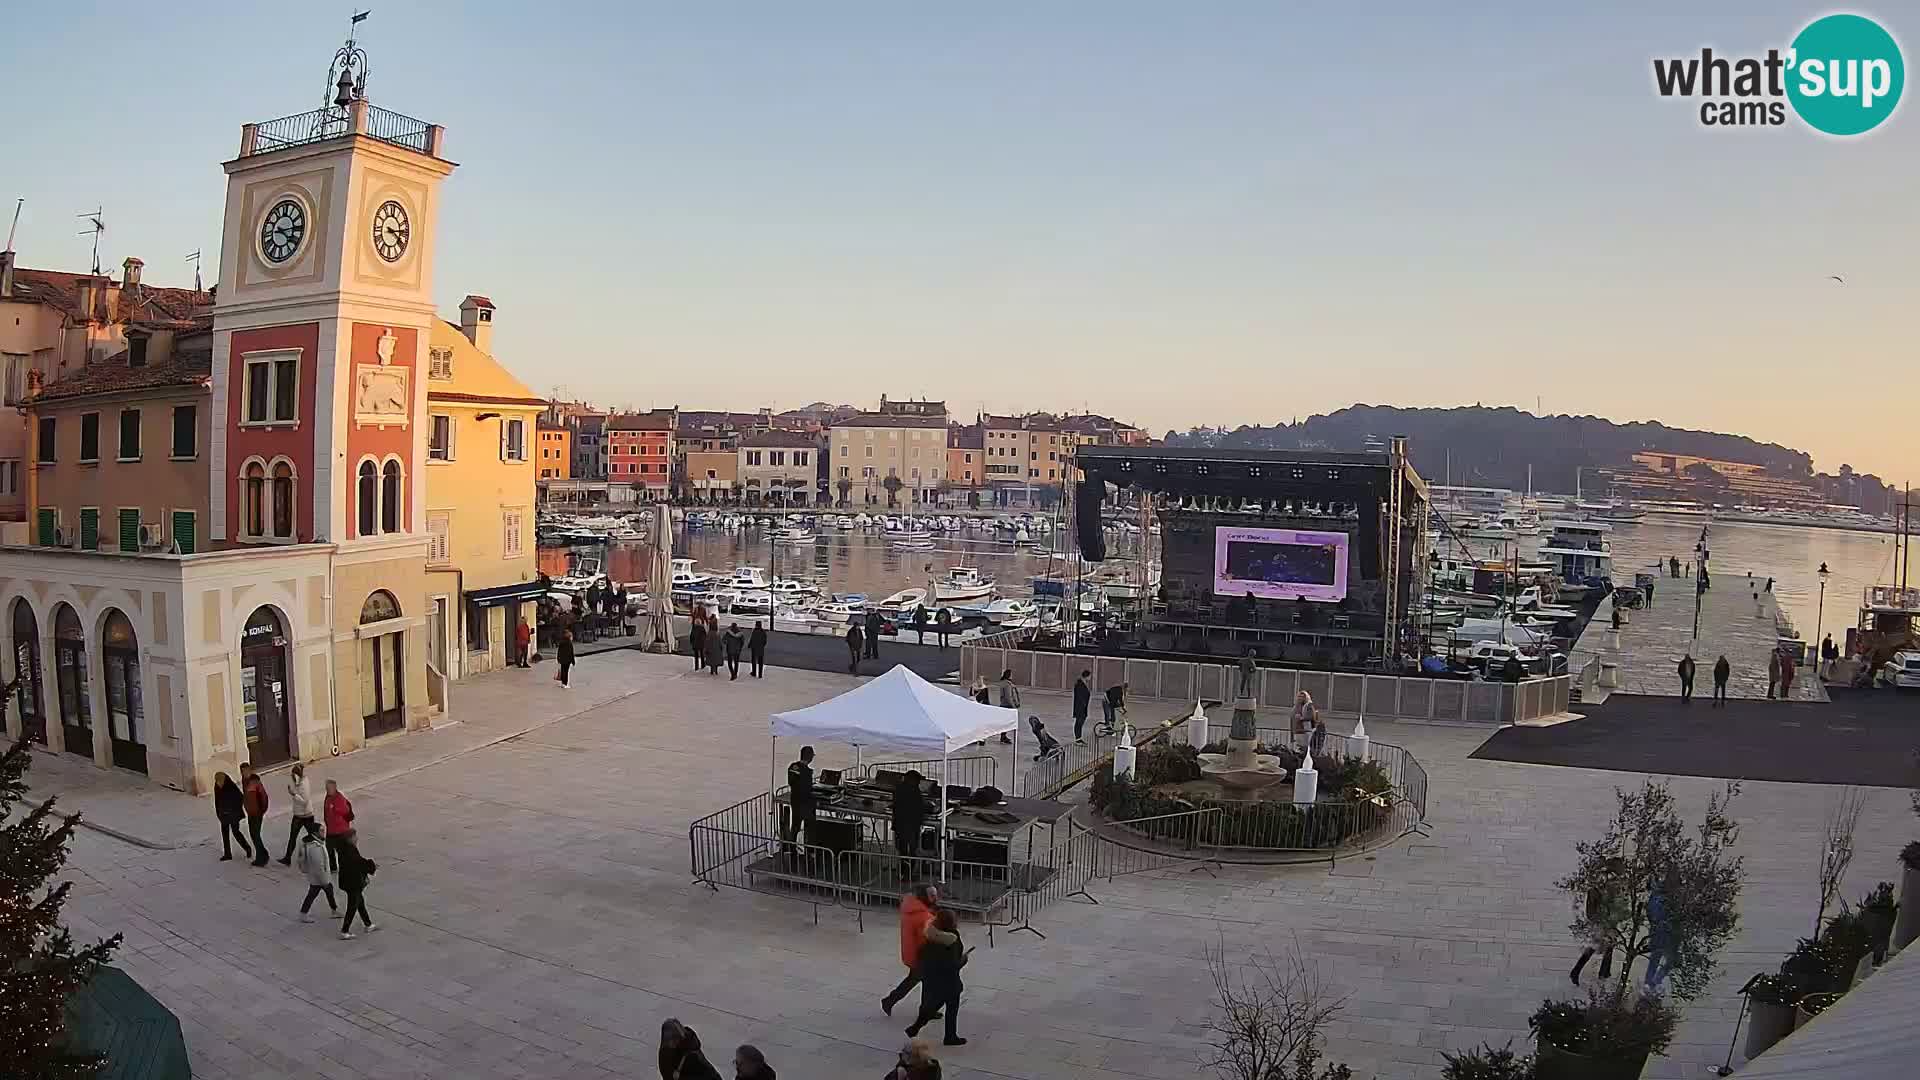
[241,764,271,867]
[905,909,968,1046]
[334,833,379,939]
[322,778,355,872]
[1766,649,1780,699]
[658,1018,722,1080]
[689,610,708,671]
[704,616,724,675]
[865,610,883,659]
[935,607,952,649]
[295,821,338,922]
[1780,651,1797,698]
[278,762,318,865]
[555,628,576,689]
[749,620,768,677]
[847,622,865,674]
[1644,874,1677,991]
[1569,856,1624,983]
[1071,669,1092,743]
[514,617,532,668]
[1676,654,1696,704]
[884,1040,942,1080]
[912,605,929,646]
[995,670,1018,744]
[1820,634,1838,679]
[1291,690,1319,741]
[1308,710,1327,759]
[213,771,251,861]
[1644,579,1654,607]
[723,622,745,680]
[881,883,938,1016]
[732,1044,775,1080]
[1712,655,1730,706]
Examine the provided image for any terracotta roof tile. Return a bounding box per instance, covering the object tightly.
[738,430,819,449]
[830,412,948,429]
[36,346,212,402]
[7,267,212,327]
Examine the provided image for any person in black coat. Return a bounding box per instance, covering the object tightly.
[1712,655,1731,707]
[1071,670,1093,743]
[891,770,926,867]
[846,623,865,674]
[905,910,968,1046]
[212,772,251,861]
[912,605,929,645]
[748,621,768,677]
[723,622,746,680]
[555,629,576,689]
[659,1018,722,1080]
[689,612,708,671]
[935,607,953,649]
[335,834,378,939]
[864,610,883,659]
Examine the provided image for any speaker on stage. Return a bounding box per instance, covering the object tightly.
[1076,478,1107,561]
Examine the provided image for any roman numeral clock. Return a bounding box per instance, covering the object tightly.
[371,199,410,262]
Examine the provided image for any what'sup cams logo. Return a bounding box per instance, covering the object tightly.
[1654,12,1904,135]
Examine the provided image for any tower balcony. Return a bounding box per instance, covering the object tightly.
[238,99,445,160]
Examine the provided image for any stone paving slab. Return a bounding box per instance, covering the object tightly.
[1570,562,1825,701]
[42,650,1920,1080]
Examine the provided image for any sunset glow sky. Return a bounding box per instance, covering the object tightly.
[6,3,1913,483]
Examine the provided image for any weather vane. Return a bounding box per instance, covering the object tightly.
[325,11,374,111]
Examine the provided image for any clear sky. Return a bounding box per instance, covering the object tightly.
[5,3,1914,483]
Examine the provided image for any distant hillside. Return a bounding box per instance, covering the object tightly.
[1162,405,1897,512]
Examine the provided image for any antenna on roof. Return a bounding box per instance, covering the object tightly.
[76,208,105,275]
[185,250,203,292]
[5,198,21,252]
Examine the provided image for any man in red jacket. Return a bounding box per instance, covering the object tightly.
[322,778,356,873]
[881,884,940,1017]
[240,764,271,867]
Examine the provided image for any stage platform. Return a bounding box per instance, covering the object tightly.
[743,841,1061,918]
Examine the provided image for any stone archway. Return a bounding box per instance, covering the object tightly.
[10,598,46,745]
[100,609,147,774]
[240,606,295,766]
[359,590,405,737]
[51,603,92,759]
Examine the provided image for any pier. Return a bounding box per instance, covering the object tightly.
[1567,563,1825,702]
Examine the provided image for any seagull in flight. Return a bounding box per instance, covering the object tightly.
[1828,275,1846,284]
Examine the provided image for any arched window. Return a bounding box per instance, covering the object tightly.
[270,461,295,539]
[380,460,402,534]
[357,460,377,537]
[360,590,400,623]
[101,609,145,773]
[242,460,266,537]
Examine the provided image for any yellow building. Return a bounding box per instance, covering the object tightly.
[536,421,571,480]
[424,297,544,679]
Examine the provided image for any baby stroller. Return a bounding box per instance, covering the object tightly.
[1028,716,1061,761]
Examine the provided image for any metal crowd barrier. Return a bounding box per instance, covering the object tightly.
[846,755,999,791]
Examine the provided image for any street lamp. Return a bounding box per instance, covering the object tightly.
[1815,561,1831,677]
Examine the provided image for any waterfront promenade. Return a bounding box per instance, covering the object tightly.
[31,648,1917,1079]
[1567,564,1825,701]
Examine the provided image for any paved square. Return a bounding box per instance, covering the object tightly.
[40,651,1917,1079]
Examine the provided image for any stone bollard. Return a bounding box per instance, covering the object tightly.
[1351,716,1371,762]
[1293,750,1318,806]
[1188,699,1208,748]
[1599,661,1620,688]
[1113,741,1136,781]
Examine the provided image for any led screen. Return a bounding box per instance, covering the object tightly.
[1213,527,1350,602]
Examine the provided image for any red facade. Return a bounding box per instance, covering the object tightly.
[225,322,320,541]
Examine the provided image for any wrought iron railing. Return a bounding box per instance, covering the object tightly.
[246,105,433,157]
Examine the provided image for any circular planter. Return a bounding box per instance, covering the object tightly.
[1894,865,1920,953]
[1744,998,1797,1060]
[1535,1041,1651,1080]
[1795,992,1842,1028]
[1863,907,1897,963]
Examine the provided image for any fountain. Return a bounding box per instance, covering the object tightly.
[1196,657,1288,797]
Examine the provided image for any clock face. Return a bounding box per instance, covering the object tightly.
[260,199,306,264]
[371,200,411,263]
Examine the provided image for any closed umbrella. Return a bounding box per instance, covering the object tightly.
[646,503,676,652]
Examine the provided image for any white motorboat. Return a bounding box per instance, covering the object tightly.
[972,597,1037,623]
[769,578,816,602]
[892,537,937,551]
[670,558,715,590]
[932,567,996,603]
[724,565,772,590]
[813,600,866,623]
[729,592,773,617]
[877,588,928,618]
[550,557,608,594]
[771,527,816,545]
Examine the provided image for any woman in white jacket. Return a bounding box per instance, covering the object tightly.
[295,821,338,922]
[278,763,317,866]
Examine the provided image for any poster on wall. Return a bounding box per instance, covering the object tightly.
[241,667,259,738]
[1212,526,1350,602]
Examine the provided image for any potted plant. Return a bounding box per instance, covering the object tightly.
[1859,882,1898,964]
[1895,842,1920,953]
[1781,937,1847,995]
[1794,991,1841,1028]
[1442,1042,1536,1080]
[1742,973,1803,1059]
[1529,991,1677,1080]
[1819,908,1874,987]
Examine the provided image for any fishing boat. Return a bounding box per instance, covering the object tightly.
[550,557,609,595]
[932,567,996,603]
[892,537,937,551]
[670,558,715,590]
[769,578,816,602]
[729,592,773,617]
[724,565,773,591]
[877,587,928,618]
[771,527,816,545]
[970,597,1038,624]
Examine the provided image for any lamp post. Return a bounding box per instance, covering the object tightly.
[1815,561,1830,678]
[1691,539,1706,643]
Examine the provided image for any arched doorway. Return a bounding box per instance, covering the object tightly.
[240,607,294,766]
[10,599,46,745]
[100,610,146,774]
[52,604,92,759]
[359,590,405,737]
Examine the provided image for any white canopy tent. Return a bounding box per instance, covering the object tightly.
[770,665,1019,880]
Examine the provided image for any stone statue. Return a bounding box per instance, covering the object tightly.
[1236,649,1258,698]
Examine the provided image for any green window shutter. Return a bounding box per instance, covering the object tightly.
[36,508,56,546]
[118,509,141,552]
[170,511,196,555]
[79,508,99,551]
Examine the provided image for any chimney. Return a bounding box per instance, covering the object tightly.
[122,256,143,287]
[458,294,495,352]
[0,250,13,298]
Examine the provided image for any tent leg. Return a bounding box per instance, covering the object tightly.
[940,750,949,884]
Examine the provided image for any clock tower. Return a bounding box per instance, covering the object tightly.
[209,25,455,737]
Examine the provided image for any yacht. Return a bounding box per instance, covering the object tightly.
[932,567,996,603]
[1537,520,1613,594]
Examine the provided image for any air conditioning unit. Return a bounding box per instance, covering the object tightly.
[138,523,164,550]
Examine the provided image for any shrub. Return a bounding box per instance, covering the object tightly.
[1440,1042,1535,1080]
[1901,840,1920,871]
[1781,937,1848,994]
[1529,990,1678,1060]
[1745,973,1803,1008]
[1819,908,1873,965]
[1860,881,1896,912]
[1796,991,1841,1018]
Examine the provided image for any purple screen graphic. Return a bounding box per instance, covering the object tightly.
[1212,527,1350,602]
